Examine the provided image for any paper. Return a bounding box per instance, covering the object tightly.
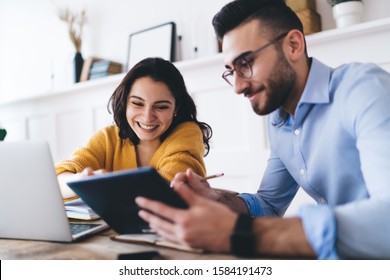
[64,198,100,220]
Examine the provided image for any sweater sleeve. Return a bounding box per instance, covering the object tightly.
[55,126,117,175]
[151,122,207,181]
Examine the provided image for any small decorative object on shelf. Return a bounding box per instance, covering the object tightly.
[285,0,321,35]
[73,52,84,83]
[58,8,86,83]
[328,0,363,28]
[0,128,6,141]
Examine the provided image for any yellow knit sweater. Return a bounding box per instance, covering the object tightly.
[55,121,206,181]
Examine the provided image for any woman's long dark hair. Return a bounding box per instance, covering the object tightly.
[108,57,212,155]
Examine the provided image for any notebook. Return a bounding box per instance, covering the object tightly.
[0,141,108,242]
[111,233,204,253]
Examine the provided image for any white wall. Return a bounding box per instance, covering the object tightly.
[1,0,390,104]
[0,0,230,103]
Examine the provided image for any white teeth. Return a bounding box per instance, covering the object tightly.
[138,123,157,130]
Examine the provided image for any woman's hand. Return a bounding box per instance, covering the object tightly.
[57,167,108,200]
[79,167,108,177]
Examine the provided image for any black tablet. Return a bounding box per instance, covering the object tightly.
[67,167,187,234]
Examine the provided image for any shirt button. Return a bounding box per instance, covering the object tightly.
[299,168,305,175]
[294,129,300,135]
[319,198,327,205]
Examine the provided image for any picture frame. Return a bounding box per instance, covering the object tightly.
[126,22,176,71]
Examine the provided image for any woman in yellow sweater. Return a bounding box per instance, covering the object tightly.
[56,57,212,200]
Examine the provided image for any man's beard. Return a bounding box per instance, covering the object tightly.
[251,53,296,116]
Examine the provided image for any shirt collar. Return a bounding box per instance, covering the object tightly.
[271,58,331,127]
[300,57,331,105]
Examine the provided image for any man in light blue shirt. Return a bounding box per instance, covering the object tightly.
[240,58,390,259]
[135,0,390,259]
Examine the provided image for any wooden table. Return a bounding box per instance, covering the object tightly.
[0,229,242,260]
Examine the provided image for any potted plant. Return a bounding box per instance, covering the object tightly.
[0,128,6,141]
[58,8,87,83]
[328,0,363,28]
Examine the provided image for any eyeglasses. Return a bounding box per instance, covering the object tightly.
[222,32,289,86]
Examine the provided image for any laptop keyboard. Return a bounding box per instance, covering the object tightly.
[70,223,100,235]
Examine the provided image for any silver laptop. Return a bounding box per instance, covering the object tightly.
[0,141,108,242]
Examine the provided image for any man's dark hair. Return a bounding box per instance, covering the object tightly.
[212,0,304,40]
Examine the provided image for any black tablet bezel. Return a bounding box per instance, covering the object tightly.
[67,167,187,234]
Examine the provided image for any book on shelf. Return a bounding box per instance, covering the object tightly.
[111,233,204,253]
[79,56,100,82]
[64,197,100,220]
[88,59,123,80]
[89,60,122,74]
[88,72,111,80]
[79,57,123,82]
